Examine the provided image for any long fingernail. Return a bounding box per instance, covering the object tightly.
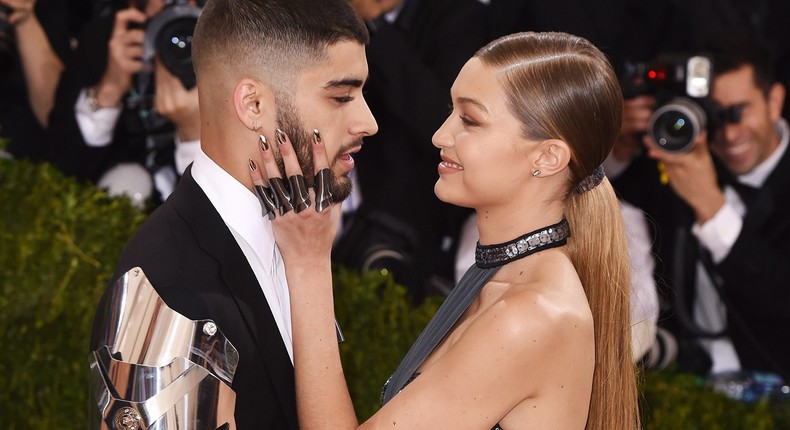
[259,135,269,151]
[248,159,257,172]
[313,129,321,145]
[275,128,287,145]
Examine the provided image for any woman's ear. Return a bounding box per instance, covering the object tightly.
[533,139,571,176]
[233,79,269,131]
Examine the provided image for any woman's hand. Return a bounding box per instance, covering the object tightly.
[248,129,341,266]
[250,129,358,430]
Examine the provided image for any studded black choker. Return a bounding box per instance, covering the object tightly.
[475,219,571,269]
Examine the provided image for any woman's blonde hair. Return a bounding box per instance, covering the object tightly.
[476,32,639,429]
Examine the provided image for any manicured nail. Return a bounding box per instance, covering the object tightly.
[312,129,322,145]
[259,135,269,151]
[248,159,256,172]
[275,128,287,145]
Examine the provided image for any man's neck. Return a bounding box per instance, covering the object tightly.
[738,118,790,188]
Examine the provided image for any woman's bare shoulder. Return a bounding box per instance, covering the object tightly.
[480,251,594,361]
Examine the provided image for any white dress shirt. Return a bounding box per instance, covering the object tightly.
[74,88,200,200]
[191,148,293,363]
[692,118,789,374]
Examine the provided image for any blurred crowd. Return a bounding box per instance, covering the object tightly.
[2,0,789,389]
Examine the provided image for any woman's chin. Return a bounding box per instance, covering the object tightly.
[434,182,468,207]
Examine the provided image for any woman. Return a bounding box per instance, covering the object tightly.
[252,31,639,429]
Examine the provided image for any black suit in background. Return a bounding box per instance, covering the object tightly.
[614,133,790,381]
[90,167,298,429]
[488,0,625,60]
[706,141,790,380]
[347,0,488,297]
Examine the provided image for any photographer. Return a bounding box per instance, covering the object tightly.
[48,0,201,205]
[628,37,790,381]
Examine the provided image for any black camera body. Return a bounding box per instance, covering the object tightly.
[125,1,201,132]
[141,0,202,89]
[622,55,718,153]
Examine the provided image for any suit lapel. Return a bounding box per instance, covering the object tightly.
[746,142,790,229]
[171,167,298,428]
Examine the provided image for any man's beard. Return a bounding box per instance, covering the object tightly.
[274,97,360,202]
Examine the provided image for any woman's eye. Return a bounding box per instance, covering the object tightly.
[460,115,478,127]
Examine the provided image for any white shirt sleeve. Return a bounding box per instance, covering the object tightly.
[173,135,200,174]
[74,88,123,147]
[691,202,743,264]
[620,201,659,361]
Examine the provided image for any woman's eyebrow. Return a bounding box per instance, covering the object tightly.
[457,96,489,114]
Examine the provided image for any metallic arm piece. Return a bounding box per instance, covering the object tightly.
[90,267,239,429]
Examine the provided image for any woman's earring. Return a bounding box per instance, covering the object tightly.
[532,169,541,177]
[251,121,260,131]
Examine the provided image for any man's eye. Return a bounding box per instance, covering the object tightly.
[333,96,354,103]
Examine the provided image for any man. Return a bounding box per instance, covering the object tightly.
[48,0,202,204]
[643,37,790,380]
[89,0,377,428]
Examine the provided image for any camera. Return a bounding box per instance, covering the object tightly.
[0,5,16,77]
[333,206,420,290]
[142,0,203,89]
[622,55,719,153]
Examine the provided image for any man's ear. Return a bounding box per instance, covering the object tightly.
[768,82,785,124]
[233,79,270,131]
[533,139,571,176]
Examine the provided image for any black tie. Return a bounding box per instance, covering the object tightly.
[731,180,760,208]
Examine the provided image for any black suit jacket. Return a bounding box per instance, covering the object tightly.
[711,141,790,379]
[615,138,790,380]
[90,167,298,429]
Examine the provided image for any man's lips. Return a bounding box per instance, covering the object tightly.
[337,147,361,162]
[335,147,361,171]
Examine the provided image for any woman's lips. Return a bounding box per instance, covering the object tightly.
[438,158,464,174]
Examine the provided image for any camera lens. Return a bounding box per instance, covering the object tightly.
[649,98,707,153]
[144,5,201,89]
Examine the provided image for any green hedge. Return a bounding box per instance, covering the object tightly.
[334,267,442,420]
[1,158,788,428]
[0,159,146,428]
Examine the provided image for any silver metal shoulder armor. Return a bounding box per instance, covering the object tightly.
[90,267,239,430]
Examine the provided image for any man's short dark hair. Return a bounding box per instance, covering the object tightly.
[706,34,777,96]
[192,0,368,84]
